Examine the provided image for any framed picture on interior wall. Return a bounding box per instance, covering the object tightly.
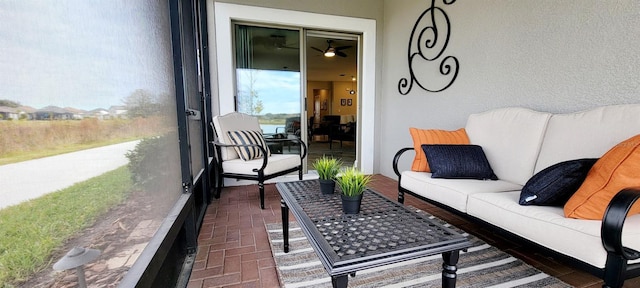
[347,99,353,106]
[321,100,327,110]
[341,99,346,106]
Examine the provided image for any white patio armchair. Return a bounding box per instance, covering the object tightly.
[210,112,307,209]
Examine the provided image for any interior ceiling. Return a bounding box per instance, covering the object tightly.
[247,27,357,82]
[306,36,357,82]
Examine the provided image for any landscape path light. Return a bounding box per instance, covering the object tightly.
[53,246,101,288]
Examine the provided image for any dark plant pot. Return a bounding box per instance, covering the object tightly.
[341,193,363,214]
[319,179,335,194]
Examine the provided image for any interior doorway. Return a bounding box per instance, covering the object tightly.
[305,31,359,168]
[230,23,360,170]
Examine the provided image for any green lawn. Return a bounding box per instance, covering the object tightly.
[0,166,132,286]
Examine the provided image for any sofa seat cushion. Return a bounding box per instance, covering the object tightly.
[222,154,300,175]
[400,171,521,213]
[467,191,640,268]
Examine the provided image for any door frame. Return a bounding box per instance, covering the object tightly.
[209,2,376,174]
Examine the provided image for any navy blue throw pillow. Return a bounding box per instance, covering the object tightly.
[421,144,498,180]
[519,158,598,206]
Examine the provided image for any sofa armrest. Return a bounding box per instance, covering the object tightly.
[392,147,415,177]
[601,188,640,260]
[601,188,640,288]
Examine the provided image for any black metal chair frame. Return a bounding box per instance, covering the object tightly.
[210,122,307,209]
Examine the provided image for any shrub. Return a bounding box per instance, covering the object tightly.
[126,132,179,192]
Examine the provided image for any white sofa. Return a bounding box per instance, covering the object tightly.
[392,104,640,287]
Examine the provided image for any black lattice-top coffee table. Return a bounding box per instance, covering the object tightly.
[276,179,472,288]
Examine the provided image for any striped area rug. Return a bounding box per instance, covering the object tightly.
[266,208,571,288]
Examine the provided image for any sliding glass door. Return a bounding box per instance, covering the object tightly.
[234,25,302,144]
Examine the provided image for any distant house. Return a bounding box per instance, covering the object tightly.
[35,106,74,120]
[0,106,19,120]
[87,108,110,120]
[18,106,37,120]
[109,105,128,118]
[64,107,86,120]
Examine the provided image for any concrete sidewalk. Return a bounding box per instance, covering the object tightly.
[0,140,140,210]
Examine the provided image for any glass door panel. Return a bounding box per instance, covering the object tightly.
[305,31,359,168]
[234,24,302,153]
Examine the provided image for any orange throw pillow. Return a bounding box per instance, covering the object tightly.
[564,134,640,220]
[409,128,470,172]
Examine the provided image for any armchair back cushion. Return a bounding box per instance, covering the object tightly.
[465,108,551,185]
[213,112,262,161]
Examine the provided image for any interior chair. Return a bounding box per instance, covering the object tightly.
[210,112,307,209]
[329,121,356,149]
[284,116,301,137]
[311,115,340,142]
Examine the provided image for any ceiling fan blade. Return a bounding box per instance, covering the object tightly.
[311,47,324,53]
[336,51,347,57]
[334,45,352,51]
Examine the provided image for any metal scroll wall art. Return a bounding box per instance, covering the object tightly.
[398,0,459,94]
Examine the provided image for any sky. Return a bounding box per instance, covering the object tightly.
[0,1,175,111]
[236,69,301,115]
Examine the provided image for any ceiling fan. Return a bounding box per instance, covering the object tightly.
[311,40,352,57]
[253,35,298,50]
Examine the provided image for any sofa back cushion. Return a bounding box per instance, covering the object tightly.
[535,104,640,174]
[466,107,551,185]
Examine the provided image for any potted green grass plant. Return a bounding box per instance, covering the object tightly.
[312,155,342,194]
[336,167,372,214]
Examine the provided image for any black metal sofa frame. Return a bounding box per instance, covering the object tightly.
[393,147,640,288]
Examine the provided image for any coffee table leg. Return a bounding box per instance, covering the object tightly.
[331,275,348,288]
[281,198,289,253]
[442,250,460,288]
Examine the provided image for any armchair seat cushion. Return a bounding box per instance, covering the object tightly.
[222,154,301,175]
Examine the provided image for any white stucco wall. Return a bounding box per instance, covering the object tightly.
[205,1,639,177]
[207,0,384,174]
[379,0,640,177]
